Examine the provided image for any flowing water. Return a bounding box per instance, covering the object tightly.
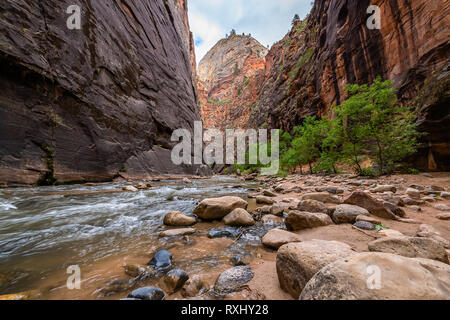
[0,176,276,299]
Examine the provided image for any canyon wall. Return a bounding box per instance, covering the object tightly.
[0,0,207,185]
[199,0,449,171]
[198,34,268,130]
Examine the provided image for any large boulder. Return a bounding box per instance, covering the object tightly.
[277,240,355,298]
[344,191,396,220]
[300,253,450,300]
[285,211,333,231]
[332,204,370,224]
[368,236,448,263]
[214,266,254,294]
[262,228,302,249]
[297,200,329,214]
[193,196,248,220]
[223,208,255,226]
[301,192,341,204]
[163,211,196,226]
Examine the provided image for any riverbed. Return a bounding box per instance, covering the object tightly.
[0,176,281,299]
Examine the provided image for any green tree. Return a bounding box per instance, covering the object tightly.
[336,77,422,175]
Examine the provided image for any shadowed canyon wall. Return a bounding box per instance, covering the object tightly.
[0,0,207,185]
[199,0,450,171]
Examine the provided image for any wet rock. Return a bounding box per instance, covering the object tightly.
[332,204,370,224]
[181,275,209,297]
[128,287,165,300]
[433,204,450,211]
[183,178,192,184]
[276,240,355,299]
[368,236,448,263]
[285,210,333,231]
[297,200,328,214]
[230,254,253,266]
[208,228,240,239]
[256,195,276,205]
[193,196,248,220]
[261,214,283,224]
[148,250,172,270]
[437,213,450,220]
[255,205,272,215]
[123,264,148,278]
[353,221,375,230]
[163,211,196,226]
[214,266,254,294]
[406,188,421,199]
[344,191,396,220]
[300,253,450,300]
[135,182,150,190]
[122,186,138,192]
[301,192,341,204]
[223,208,255,226]
[371,185,397,193]
[163,269,189,294]
[159,228,196,237]
[271,202,289,216]
[101,279,135,295]
[262,228,302,249]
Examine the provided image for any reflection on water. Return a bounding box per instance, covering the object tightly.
[0,176,269,298]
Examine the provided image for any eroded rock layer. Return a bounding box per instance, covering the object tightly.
[0,0,203,185]
[198,34,268,130]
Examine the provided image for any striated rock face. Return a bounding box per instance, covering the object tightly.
[198,34,268,130]
[250,0,449,171]
[199,0,449,170]
[0,0,204,185]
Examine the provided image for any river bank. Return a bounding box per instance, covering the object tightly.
[1,173,449,300]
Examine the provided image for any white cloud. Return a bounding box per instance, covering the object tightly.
[188,0,313,63]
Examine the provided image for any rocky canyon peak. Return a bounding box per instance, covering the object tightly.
[198,34,268,130]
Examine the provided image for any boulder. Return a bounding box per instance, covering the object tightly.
[148,250,172,270]
[433,204,450,211]
[122,186,138,192]
[353,221,375,230]
[285,211,333,231]
[356,215,382,225]
[297,200,328,214]
[256,195,276,205]
[128,287,165,300]
[163,211,196,226]
[300,253,450,300]
[301,192,341,204]
[344,191,396,220]
[406,188,421,199]
[262,229,302,249]
[437,213,450,220]
[193,196,248,220]
[276,240,355,298]
[261,214,283,224]
[368,236,448,263]
[371,185,397,193]
[378,229,404,237]
[159,228,196,237]
[181,275,209,297]
[214,266,254,294]
[271,202,289,216]
[162,269,189,294]
[223,208,255,226]
[383,202,406,217]
[332,204,369,224]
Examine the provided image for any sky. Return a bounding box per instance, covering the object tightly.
[188,0,314,64]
